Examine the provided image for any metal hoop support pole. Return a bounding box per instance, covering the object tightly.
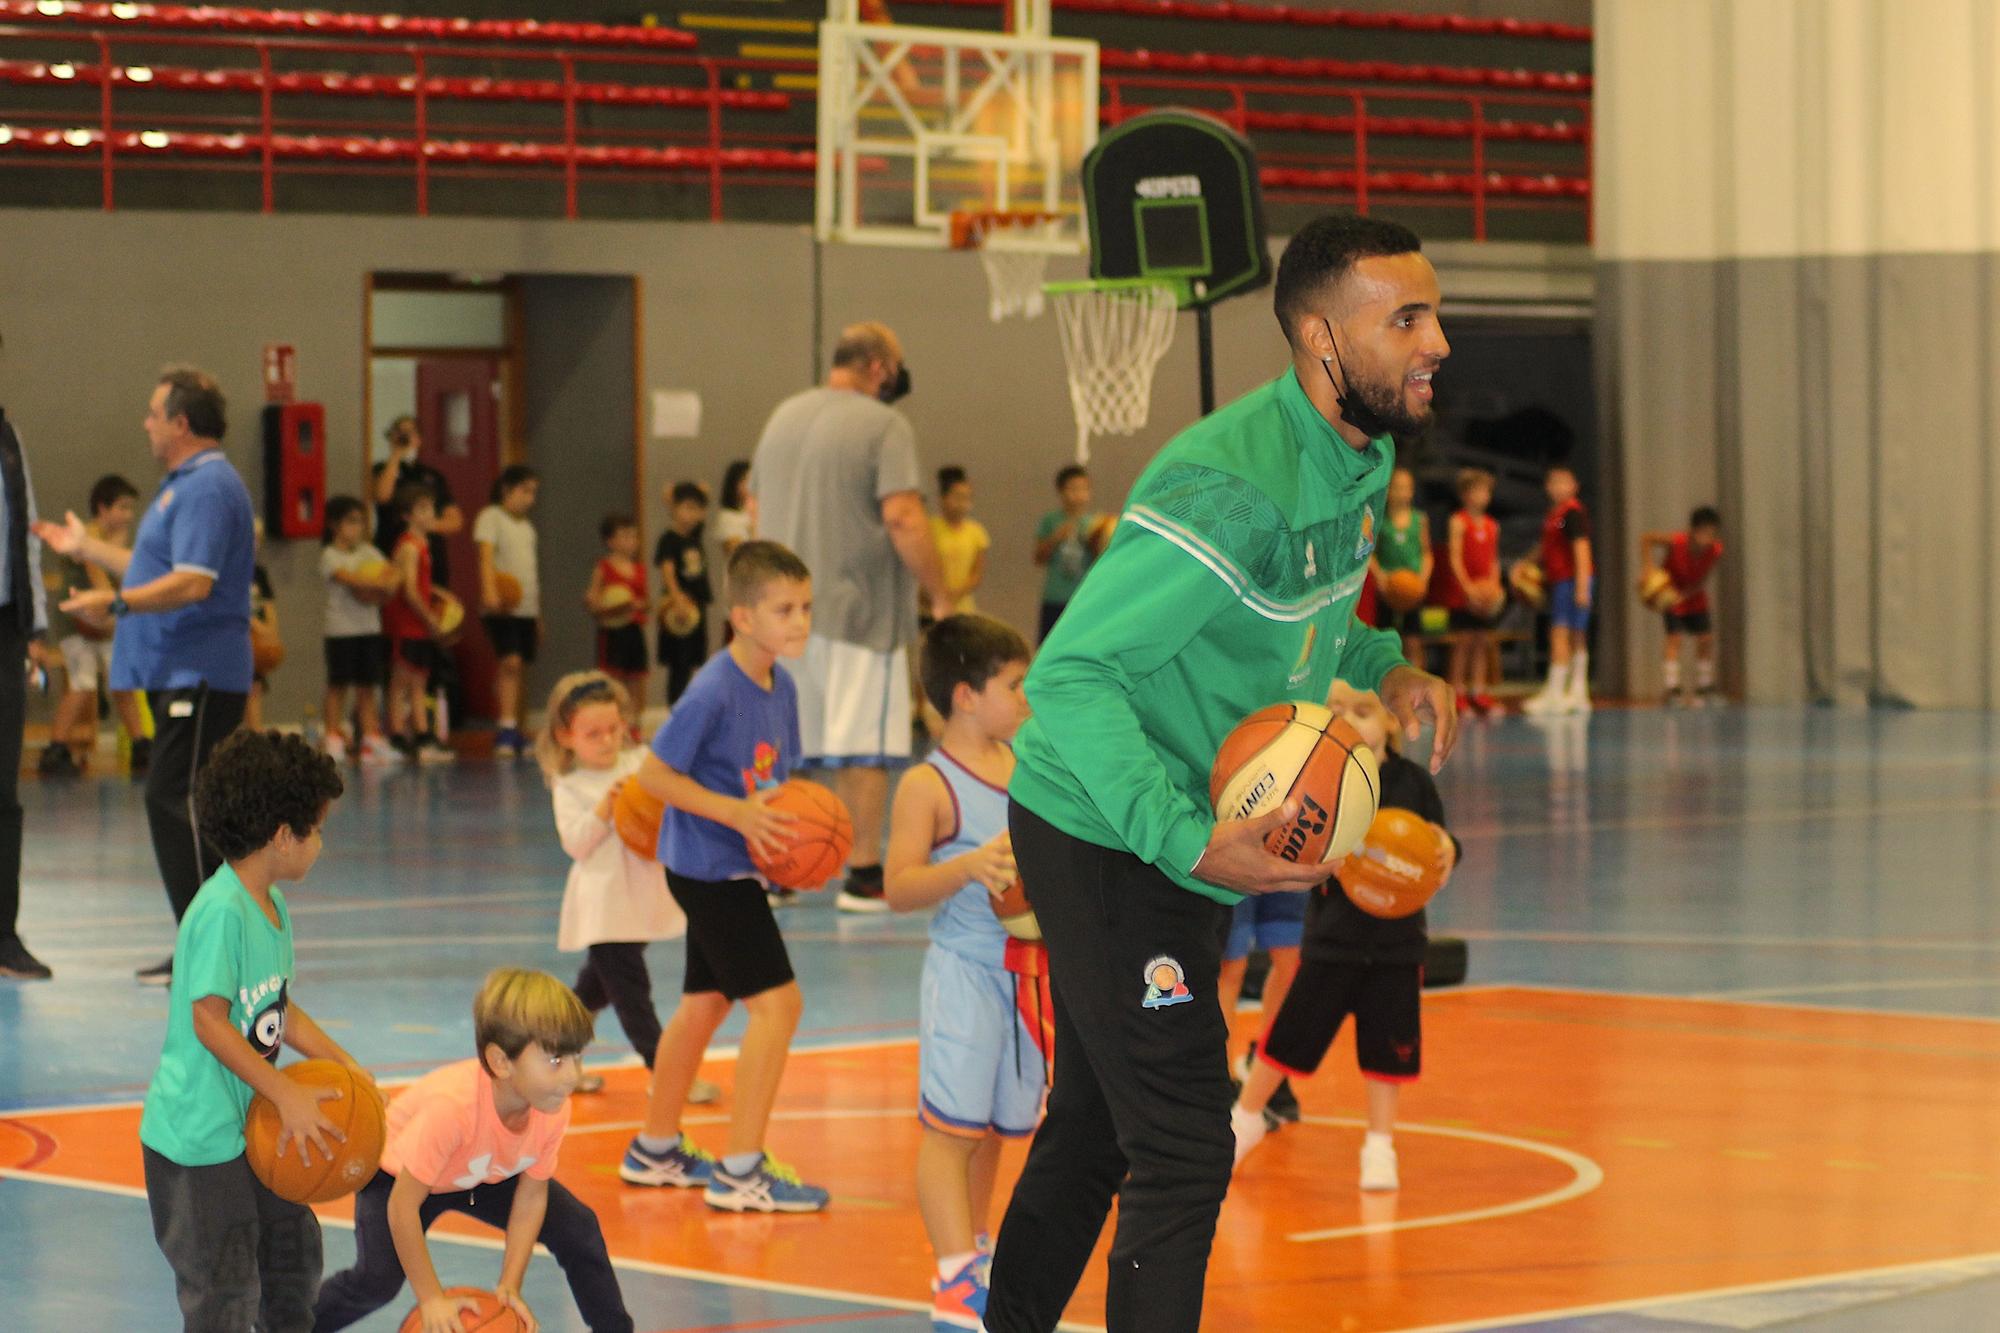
[1197,304,1215,417]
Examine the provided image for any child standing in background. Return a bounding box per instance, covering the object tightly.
[654,481,712,707]
[1523,465,1594,716]
[713,461,753,565]
[384,483,449,762]
[41,474,143,777]
[536,671,720,1102]
[319,495,399,767]
[1641,507,1725,706]
[1032,465,1111,643]
[930,466,990,615]
[588,515,650,709]
[1444,468,1502,716]
[1369,465,1432,667]
[476,464,542,757]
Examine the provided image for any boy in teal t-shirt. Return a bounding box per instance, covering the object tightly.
[139,730,365,1331]
[1032,464,1113,642]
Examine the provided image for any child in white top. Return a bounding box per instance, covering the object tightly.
[537,670,713,1100]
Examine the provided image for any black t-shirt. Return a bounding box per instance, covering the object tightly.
[372,458,456,583]
[654,525,712,607]
[1302,751,1462,966]
[1557,505,1590,544]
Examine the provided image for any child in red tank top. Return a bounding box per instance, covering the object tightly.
[1639,506,1724,706]
[1523,466,1594,716]
[1444,468,1502,715]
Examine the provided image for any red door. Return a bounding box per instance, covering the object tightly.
[416,356,501,722]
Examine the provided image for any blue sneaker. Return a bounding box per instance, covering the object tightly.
[931,1254,989,1331]
[619,1135,715,1188]
[703,1153,830,1213]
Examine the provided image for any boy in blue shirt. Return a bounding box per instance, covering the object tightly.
[138,729,365,1330]
[884,614,1037,1332]
[619,540,831,1212]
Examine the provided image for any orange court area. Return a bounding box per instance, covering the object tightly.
[9,985,2000,1332]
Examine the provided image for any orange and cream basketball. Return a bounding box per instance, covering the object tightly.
[1209,702,1380,867]
[1337,807,1448,919]
[1638,567,1678,613]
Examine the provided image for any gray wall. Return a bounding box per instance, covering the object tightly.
[517,276,636,707]
[0,209,1584,725]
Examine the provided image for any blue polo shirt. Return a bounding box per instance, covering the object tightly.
[111,450,256,693]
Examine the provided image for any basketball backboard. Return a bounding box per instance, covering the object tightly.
[1081,109,1271,309]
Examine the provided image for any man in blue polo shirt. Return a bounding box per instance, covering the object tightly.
[41,366,255,985]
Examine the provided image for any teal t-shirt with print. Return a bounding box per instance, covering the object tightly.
[139,865,295,1167]
[1037,509,1103,605]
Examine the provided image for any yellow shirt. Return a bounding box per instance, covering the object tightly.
[930,516,991,613]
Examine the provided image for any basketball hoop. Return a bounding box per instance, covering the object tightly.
[951,210,1068,322]
[1043,278,1184,462]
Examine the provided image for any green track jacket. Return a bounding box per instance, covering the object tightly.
[1010,367,1406,905]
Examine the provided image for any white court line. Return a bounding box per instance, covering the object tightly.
[1283,1117,1602,1243]
[1691,976,2000,1001]
[1393,1247,2000,1333]
[1448,928,2000,954]
[1488,981,2000,1028]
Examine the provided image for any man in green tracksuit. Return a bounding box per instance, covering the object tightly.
[986,214,1458,1333]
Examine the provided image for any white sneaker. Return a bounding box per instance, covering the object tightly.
[359,735,402,767]
[1231,1103,1268,1169]
[323,732,348,764]
[1359,1138,1399,1192]
[1520,687,1563,716]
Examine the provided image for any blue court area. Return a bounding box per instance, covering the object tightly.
[5,706,2000,1330]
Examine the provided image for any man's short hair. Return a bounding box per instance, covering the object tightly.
[727,540,811,608]
[1272,213,1425,349]
[195,731,344,861]
[921,615,1030,717]
[159,365,228,440]
[473,968,594,1071]
[88,474,138,515]
[831,321,902,372]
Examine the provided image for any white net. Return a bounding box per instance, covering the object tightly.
[1049,282,1179,462]
[970,216,1065,321]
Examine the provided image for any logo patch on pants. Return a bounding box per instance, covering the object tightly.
[1142,955,1192,1009]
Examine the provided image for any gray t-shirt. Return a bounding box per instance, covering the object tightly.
[750,386,921,652]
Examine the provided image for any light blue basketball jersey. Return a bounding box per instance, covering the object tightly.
[926,748,1012,966]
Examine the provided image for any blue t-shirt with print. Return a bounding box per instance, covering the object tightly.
[650,651,802,881]
[111,449,257,693]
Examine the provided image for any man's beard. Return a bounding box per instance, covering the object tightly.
[1344,365,1433,444]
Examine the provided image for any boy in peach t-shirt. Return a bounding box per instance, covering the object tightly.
[314,969,632,1333]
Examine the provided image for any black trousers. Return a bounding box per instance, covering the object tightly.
[143,1146,323,1333]
[0,618,24,943]
[985,802,1235,1333]
[145,686,247,922]
[657,621,707,705]
[573,941,662,1068]
[314,1169,633,1333]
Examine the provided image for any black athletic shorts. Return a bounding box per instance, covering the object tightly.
[1448,607,1500,632]
[392,637,437,673]
[1259,957,1421,1081]
[667,871,795,1000]
[599,623,648,675]
[323,634,388,688]
[482,614,540,663]
[1664,610,1713,636]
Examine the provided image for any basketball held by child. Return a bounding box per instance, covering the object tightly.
[749,779,853,890]
[1638,567,1678,612]
[397,1287,524,1333]
[989,878,1041,941]
[660,596,701,637]
[1210,701,1380,866]
[493,571,523,612]
[250,619,285,675]
[1384,569,1427,613]
[431,588,466,641]
[595,583,638,628]
[1337,807,1449,919]
[244,1059,386,1204]
[1509,559,1547,610]
[611,778,666,859]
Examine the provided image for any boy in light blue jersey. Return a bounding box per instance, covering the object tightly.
[885,614,1037,1332]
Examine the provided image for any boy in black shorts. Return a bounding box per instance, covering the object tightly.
[1230,685,1458,1191]
[1640,507,1725,706]
[618,541,831,1212]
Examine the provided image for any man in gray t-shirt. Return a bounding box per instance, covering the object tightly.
[750,321,951,912]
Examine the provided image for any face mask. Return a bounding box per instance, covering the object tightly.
[878,364,912,405]
[1321,319,1398,441]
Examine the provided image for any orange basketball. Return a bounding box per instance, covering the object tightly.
[493,571,523,612]
[750,779,854,890]
[397,1287,524,1333]
[989,879,1041,942]
[245,1059,386,1204]
[1509,559,1547,610]
[1210,702,1381,866]
[1383,568,1427,613]
[432,588,466,640]
[1465,578,1506,620]
[1638,567,1678,613]
[250,619,285,675]
[1337,807,1448,919]
[612,778,665,860]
